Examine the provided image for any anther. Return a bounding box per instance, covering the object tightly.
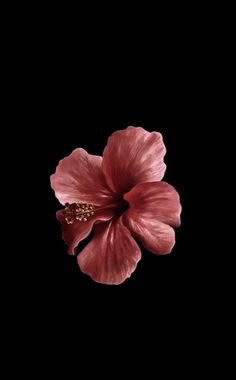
[63,201,95,224]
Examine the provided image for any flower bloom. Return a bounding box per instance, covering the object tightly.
[50,126,181,285]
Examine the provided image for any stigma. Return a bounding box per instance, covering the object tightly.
[63,201,95,224]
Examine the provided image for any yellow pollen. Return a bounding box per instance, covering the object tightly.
[64,201,95,224]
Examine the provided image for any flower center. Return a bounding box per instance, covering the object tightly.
[118,197,129,214]
[63,201,95,224]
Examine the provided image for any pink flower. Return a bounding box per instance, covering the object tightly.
[50,126,181,285]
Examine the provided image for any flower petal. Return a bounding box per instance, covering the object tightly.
[102,126,166,194]
[77,217,141,285]
[51,148,114,205]
[124,181,181,228]
[123,182,181,255]
[56,205,117,255]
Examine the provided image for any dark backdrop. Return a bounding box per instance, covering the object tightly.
[28,30,208,327]
[7,10,225,375]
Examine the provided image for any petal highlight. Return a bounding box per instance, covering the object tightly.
[102,126,166,194]
[77,217,141,284]
[51,148,114,206]
[123,182,181,255]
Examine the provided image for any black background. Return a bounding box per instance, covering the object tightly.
[8,17,231,378]
[5,8,231,375]
[35,24,207,309]
[20,30,210,334]
[17,19,212,346]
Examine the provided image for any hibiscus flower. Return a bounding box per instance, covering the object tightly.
[50,126,181,285]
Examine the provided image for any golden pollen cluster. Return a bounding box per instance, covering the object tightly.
[63,201,95,224]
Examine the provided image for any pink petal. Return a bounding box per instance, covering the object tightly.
[51,148,115,206]
[102,126,166,194]
[57,205,117,255]
[77,217,141,285]
[123,182,181,255]
[124,181,181,227]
